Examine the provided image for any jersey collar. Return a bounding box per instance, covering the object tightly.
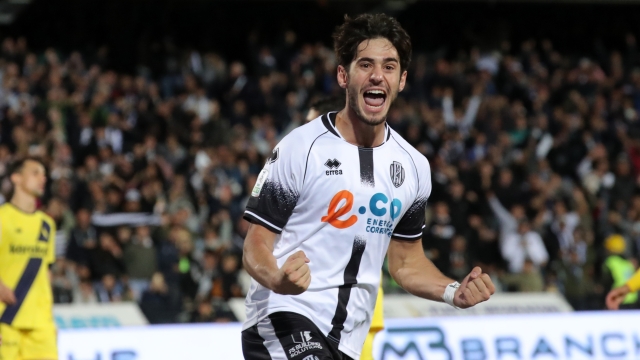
[321,112,392,146]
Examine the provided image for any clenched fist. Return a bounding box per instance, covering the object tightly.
[272,250,311,295]
[454,266,495,309]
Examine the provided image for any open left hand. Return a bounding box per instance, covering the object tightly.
[453,266,495,309]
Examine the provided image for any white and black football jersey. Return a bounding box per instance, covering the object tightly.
[243,112,432,359]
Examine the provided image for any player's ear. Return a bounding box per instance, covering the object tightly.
[337,65,348,89]
[399,70,407,92]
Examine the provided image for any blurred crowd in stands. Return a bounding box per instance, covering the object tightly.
[1,27,640,324]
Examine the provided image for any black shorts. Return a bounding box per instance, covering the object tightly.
[241,311,354,360]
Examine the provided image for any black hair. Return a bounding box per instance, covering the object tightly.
[333,13,412,72]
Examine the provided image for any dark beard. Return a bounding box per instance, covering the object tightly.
[347,89,387,126]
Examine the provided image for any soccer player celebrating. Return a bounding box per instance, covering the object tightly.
[0,157,58,360]
[242,14,495,360]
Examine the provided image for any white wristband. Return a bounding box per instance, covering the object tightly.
[442,282,461,309]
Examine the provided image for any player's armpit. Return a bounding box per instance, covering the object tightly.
[387,238,453,302]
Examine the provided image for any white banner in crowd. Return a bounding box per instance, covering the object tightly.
[54,303,148,329]
[58,310,640,360]
[374,311,640,360]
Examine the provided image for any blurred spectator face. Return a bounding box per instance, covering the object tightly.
[229,62,245,78]
[203,251,218,271]
[518,220,531,235]
[172,207,191,227]
[554,200,567,216]
[452,235,466,252]
[76,208,91,229]
[468,215,482,229]
[218,185,233,204]
[175,228,193,255]
[117,226,132,244]
[499,168,513,187]
[222,254,238,274]
[480,162,493,178]
[78,265,91,280]
[511,204,525,220]
[434,202,449,218]
[616,160,630,176]
[106,188,123,208]
[85,155,99,172]
[198,300,213,318]
[149,272,168,293]
[99,146,113,162]
[144,135,157,151]
[100,233,116,250]
[102,274,116,291]
[449,181,465,200]
[46,197,64,219]
[337,38,406,126]
[135,225,150,240]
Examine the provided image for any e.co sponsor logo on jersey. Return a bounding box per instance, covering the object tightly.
[321,190,402,231]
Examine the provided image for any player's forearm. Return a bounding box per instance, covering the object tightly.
[242,237,280,291]
[389,255,453,302]
[626,269,640,292]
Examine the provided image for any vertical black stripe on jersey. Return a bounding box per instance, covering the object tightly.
[328,236,366,342]
[0,258,42,324]
[358,148,374,188]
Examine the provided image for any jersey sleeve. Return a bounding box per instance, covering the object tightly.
[392,159,431,241]
[243,137,304,234]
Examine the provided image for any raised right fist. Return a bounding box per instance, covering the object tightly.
[272,250,311,295]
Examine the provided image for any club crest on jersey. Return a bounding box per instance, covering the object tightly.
[390,161,405,188]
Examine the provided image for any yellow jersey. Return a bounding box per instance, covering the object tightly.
[0,203,56,329]
[627,268,640,292]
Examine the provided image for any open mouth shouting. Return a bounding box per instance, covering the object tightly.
[362,89,387,113]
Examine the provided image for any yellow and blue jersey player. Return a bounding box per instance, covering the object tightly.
[0,157,57,360]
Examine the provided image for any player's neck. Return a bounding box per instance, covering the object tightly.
[336,108,386,148]
[10,191,37,214]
